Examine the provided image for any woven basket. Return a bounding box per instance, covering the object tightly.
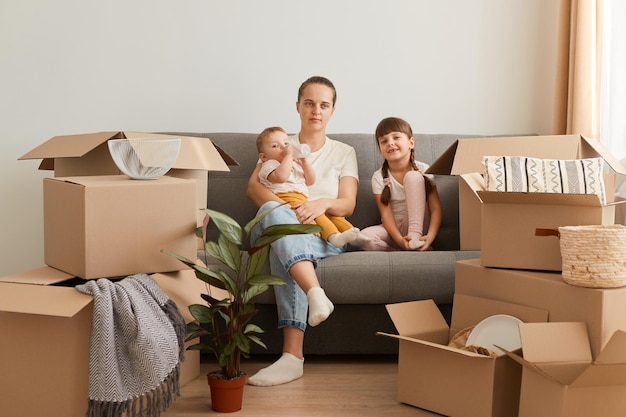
[559,225,626,288]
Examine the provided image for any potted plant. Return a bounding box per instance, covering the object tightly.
[163,205,321,413]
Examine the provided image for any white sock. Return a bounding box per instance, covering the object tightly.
[247,353,304,386]
[307,287,334,327]
[327,228,359,248]
[408,236,425,249]
[351,229,372,247]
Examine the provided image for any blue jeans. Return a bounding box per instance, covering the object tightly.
[251,201,345,331]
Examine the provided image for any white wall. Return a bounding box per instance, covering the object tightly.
[0,0,560,275]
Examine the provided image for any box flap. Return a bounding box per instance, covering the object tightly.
[20,131,238,172]
[459,172,484,200]
[19,131,121,160]
[38,158,55,170]
[376,331,494,358]
[594,330,626,365]
[425,140,460,174]
[428,135,583,175]
[580,135,626,175]
[384,299,449,339]
[0,266,74,285]
[0,282,92,317]
[124,132,236,171]
[519,322,592,363]
[477,190,604,207]
[556,330,626,387]
[571,363,626,387]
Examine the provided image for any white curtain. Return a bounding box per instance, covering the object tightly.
[600,0,626,161]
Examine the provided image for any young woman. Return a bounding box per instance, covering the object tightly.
[245,76,359,386]
[361,117,442,251]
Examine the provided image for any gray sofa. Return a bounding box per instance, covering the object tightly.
[175,132,483,355]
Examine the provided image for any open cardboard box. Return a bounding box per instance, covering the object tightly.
[377,294,548,417]
[426,134,626,251]
[19,131,239,247]
[0,266,211,417]
[465,171,621,271]
[455,259,626,359]
[44,175,197,279]
[502,322,626,417]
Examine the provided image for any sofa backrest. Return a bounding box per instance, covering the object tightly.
[166,132,489,250]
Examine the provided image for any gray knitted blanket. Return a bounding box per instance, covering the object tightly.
[76,274,186,417]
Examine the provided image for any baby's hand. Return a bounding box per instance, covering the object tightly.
[282,143,294,158]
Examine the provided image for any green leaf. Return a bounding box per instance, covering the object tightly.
[216,269,238,296]
[246,246,269,278]
[218,234,241,272]
[245,274,285,303]
[188,304,213,324]
[244,323,264,335]
[234,332,250,354]
[160,249,195,266]
[248,335,267,349]
[263,223,323,237]
[189,264,228,291]
[247,274,286,287]
[204,240,222,260]
[204,209,242,246]
[186,342,212,351]
[243,203,289,235]
[244,284,269,303]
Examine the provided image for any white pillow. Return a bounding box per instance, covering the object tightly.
[482,155,606,205]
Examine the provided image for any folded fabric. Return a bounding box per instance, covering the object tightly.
[75,274,186,417]
[482,155,606,205]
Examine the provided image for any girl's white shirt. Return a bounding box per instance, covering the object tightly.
[371,161,430,220]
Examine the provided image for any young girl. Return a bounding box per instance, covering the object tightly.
[361,117,442,251]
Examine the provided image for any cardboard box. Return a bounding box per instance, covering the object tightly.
[377,294,548,417]
[504,322,626,417]
[0,266,210,417]
[426,135,626,251]
[44,175,197,279]
[19,131,239,248]
[472,171,620,271]
[19,131,237,176]
[0,269,92,417]
[455,259,626,358]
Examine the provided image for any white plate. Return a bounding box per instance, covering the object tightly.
[465,314,523,356]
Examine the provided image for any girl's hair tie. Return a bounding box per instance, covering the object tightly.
[383,177,390,187]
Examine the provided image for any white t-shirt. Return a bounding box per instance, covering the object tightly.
[371,162,430,220]
[259,159,309,196]
[288,134,359,200]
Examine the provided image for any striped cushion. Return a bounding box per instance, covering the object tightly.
[482,155,606,205]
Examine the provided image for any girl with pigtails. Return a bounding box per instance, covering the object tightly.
[361,117,442,251]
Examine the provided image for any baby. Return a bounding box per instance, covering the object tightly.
[257,126,370,248]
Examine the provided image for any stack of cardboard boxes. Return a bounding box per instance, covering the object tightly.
[0,132,236,417]
[380,135,626,417]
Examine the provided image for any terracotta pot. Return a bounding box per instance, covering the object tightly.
[207,371,247,413]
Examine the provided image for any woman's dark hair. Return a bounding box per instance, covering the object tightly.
[375,117,435,206]
[298,76,337,106]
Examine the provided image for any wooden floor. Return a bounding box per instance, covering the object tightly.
[163,355,442,417]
